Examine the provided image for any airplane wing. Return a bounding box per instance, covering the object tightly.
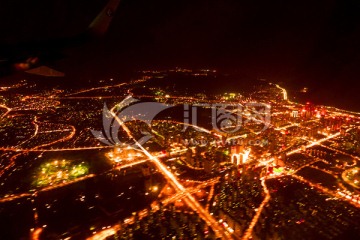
[0,0,122,78]
[25,66,65,77]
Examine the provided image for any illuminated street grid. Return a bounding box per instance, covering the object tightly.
[0,69,360,239]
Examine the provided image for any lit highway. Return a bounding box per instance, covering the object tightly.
[109,102,233,239]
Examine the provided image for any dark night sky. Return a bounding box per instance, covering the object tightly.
[0,0,360,110]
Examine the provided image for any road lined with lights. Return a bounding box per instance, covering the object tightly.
[109,102,233,239]
[292,174,360,208]
[242,178,271,240]
[17,116,39,147]
[286,132,341,156]
[0,104,11,118]
[274,84,288,101]
[65,83,127,96]
[319,143,360,161]
[162,177,220,205]
[88,177,220,240]
[0,146,113,152]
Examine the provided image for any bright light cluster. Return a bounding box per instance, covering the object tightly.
[34,160,89,188]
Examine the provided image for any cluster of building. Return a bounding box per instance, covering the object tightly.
[107,203,215,239]
[253,176,360,239]
[210,174,264,238]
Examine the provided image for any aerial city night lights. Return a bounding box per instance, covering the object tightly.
[1,68,360,239]
[1,0,360,240]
